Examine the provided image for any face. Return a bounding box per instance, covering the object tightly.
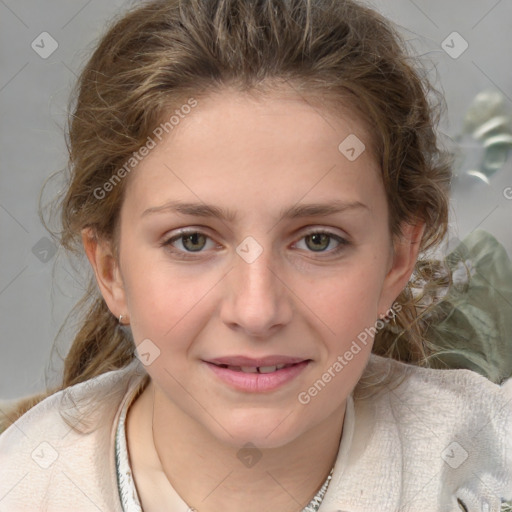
[87,87,420,449]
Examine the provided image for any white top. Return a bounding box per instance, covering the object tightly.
[1,353,511,511]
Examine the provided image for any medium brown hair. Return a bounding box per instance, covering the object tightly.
[2,0,451,431]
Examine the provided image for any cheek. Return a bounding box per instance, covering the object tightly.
[299,262,386,338]
[122,250,218,343]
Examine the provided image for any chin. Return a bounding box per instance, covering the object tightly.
[208,408,306,450]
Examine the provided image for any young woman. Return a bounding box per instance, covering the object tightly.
[1,0,510,511]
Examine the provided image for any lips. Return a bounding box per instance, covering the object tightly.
[204,357,311,392]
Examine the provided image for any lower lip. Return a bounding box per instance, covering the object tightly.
[204,361,310,392]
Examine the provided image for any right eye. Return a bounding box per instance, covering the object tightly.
[161,230,218,257]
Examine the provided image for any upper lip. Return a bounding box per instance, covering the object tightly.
[206,355,309,367]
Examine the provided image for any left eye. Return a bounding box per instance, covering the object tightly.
[294,231,346,253]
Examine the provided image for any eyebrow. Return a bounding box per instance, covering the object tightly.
[141,199,368,222]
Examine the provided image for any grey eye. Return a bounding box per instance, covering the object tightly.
[304,233,331,251]
[181,233,207,252]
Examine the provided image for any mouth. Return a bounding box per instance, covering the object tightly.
[203,357,311,392]
[205,355,310,372]
[210,362,302,373]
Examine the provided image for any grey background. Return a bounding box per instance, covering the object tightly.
[1,0,511,400]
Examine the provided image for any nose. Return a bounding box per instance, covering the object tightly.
[220,245,293,338]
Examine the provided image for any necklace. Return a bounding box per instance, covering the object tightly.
[184,467,334,512]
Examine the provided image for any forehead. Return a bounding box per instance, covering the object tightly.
[122,88,383,219]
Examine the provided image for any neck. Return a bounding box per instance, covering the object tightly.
[127,380,346,512]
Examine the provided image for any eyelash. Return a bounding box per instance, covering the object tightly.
[160,228,350,259]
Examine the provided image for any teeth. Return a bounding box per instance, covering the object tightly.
[258,365,278,373]
[240,366,258,373]
[219,363,294,373]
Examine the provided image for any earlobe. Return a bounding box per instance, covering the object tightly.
[378,222,425,314]
[81,227,127,319]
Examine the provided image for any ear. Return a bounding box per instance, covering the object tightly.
[82,227,127,320]
[377,222,425,315]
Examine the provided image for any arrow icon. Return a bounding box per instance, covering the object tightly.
[441,441,467,468]
[441,32,468,59]
[237,442,262,467]
[135,339,161,366]
[31,32,59,59]
[338,134,365,161]
[236,236,263,263]
[32,236,57,262]
[31,441,58,468]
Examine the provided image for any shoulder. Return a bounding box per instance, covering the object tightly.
[361,353,512,430]
[361,351,512,408]
[347,354,512,509]
[0,358,147,511]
